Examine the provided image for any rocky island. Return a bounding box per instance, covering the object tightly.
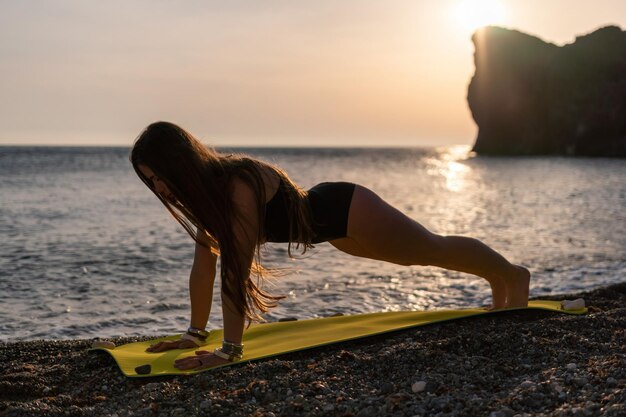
[468,25,626,157]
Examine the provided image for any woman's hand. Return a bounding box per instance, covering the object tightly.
[146,338,198,352]
[173,350,231,370]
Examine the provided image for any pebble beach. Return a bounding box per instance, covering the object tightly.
[1,283,624,417]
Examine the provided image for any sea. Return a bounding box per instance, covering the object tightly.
[1,145,624,342]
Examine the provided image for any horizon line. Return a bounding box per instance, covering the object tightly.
[0,143,472,150]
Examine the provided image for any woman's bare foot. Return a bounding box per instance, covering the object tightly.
[505,265,530,308]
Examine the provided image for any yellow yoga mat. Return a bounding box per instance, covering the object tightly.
[92,300,586,377]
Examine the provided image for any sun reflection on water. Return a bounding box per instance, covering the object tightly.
[426,145,473,192]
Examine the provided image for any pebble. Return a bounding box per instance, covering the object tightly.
[91,340,116,349]
[489,409,515,417]
[520,380,536,389]
[566,363,577,371]
[292,394,304,405]
[606,377,618,387]
[357,405,377,417]
[570,407,585,417]
[200,400,211,409]
[263,391,277,403]
[380,381,394,394]
[170,408,186,417]
[411,381,427,393]
[144,383,160,391]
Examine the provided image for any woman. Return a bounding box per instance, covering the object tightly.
[130,121,530,370]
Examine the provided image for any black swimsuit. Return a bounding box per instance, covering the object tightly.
[264,181,356,243]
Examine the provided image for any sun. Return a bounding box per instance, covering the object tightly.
[453,0,508,33]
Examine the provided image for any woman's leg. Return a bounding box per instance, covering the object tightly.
[330,185,530,308]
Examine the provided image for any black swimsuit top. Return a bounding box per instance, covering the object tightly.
[263,179,291,243]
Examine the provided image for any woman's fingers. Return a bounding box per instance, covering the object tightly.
[173,354,230,370]
[195,355,229,370]
[146,342,163,352]
[146,340,175,352]
[174,355,203,370]
[146,339,200,353]
[177,339,199,349]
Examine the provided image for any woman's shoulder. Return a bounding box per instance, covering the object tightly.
[229,161,280,204]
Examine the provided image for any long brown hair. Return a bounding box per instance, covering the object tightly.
[130,121,314,322]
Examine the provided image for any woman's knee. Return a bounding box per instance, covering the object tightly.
[387,232,447,267]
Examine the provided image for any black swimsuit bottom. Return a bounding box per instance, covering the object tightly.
[264,181,356,244]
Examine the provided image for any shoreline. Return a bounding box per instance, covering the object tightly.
[1,283,624,417]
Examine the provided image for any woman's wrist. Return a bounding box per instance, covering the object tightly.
[214,339,244,361]
[179,326,210,346]
[186,326,209,340]
[180,333,202,346]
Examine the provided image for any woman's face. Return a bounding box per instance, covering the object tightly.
[138,164,175,201]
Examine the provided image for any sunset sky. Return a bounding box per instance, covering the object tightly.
[1,0,625,147]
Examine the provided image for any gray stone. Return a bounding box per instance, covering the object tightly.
[381,382,394,394]
[356,405,377,417]
[411,381,427,393]
[292,394,304,406]
[170,408,186,417]
[489,409,515,417]
[573,378,588,387]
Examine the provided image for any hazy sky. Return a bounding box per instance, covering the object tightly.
[1,0,625,147]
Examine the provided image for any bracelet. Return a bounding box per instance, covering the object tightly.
[180,333,203,346]
[213,348,241,362]
[187,326,209,340]
[222,340,244,357]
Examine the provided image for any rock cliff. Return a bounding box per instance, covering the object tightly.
[468,25,626,156]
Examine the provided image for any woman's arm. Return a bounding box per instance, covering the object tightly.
[173,177,259,369]
[221,176,259,344]
[146,231,217,353]
[189,235,218,330]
